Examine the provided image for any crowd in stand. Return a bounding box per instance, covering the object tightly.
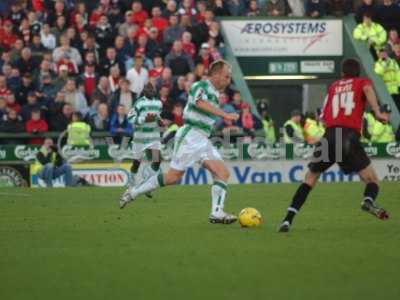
[0,1,398,146]
[353,0,400,112]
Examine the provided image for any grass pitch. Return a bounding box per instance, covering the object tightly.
[0,182,399,300]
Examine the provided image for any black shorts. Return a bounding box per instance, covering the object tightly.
[308,127,371,175]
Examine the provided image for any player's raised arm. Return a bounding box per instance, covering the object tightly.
[363,84,388,122]
[196,99,239,121]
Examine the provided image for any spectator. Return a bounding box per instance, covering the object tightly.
[306,0,327,17]
[5,94,21,114]
[239,103,260,138]
[157,67,173,90]
[163,14,184,49]
[182,31,196,59]
[0,97,7,120]
[100,47,125,77]
[0,19,17,51]
[53,35,83,71]
[110,104,133,143]
[303,111,325,144]
[163,0,178,18]
[0,109,25,141]
[131,1,149,27]
[39,74,58,104]
[387,28,400,57]
[67,111,91,146]
[49,103,73,132]
[80,63,98,100]
[258,101,276,144]
[393,44,400,62]
[25,108,49,145]
[171,76,187,103]
[265,0,287,16]
[47,0,67,26]
[21,92,42,121]
[36,138,90,187]
[355,0,377,23]
[89,102,110,132]
[63,79,88,116]
[247,0,261,16]
[16,47,37,75]
[149,55,165,79]
[51,15,68,41]
[108,65,121,93]
[370,104,396,143]
[212,0,231,16]
[94,15,114,55]
[195,43,215,70]
[375,0,400,32]
[328,0,353,17]
[283,110,304,143]
[353,12,387,56]
[374,49,400,111]
[126,54,149,95]
[0,74,13,100]
[152,6,168,34]
[170,102,184,126]
[119,11,134,38]
[15,73,35,106]
[288,0,306,17]
[165,40,194,76]
[91,76,112,106]
[110,78,137,113]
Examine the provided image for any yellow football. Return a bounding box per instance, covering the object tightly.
[239,208,262,228]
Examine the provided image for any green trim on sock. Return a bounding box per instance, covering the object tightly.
[151,163,160,172]
[213,181,227,190]
[157,173,165,187]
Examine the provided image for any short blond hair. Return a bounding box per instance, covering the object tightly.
[208,59,231,76]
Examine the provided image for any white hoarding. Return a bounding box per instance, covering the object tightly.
[221,19,343,57]
[30,160,400,187]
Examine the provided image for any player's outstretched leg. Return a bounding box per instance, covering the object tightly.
[203,160,237,224]
[141,149,162,199]
[130,159,141,186]
[358,165,389,220]
[119,168,183,209]
[278,171,319,232]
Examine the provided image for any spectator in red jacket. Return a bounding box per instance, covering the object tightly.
[0,20,17,51]
[132,1,148,27]
[151,6,168,34]
[149,55,164,79]
[182,31,196,59]
[25,109,48,145]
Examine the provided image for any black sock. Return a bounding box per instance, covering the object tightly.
[131,160,140,174]
[284,183,312,224]
[364,183,379,203]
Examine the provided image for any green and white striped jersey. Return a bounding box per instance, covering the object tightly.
[183,80,220,136]
[127,96,163,144]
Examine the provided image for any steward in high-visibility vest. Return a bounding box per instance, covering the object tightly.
[353,12,387,53]
[370,104,395,143]
[67,112,91,146]
[283,110,304,143]
[303,111,325,145]
[262,115,276,144]
[374,49,400,95]
[361,112,376,143]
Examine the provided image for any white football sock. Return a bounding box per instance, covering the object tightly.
[130,172,165,198]
[211,181,227,216]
